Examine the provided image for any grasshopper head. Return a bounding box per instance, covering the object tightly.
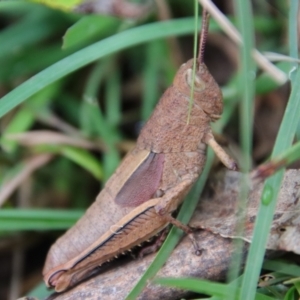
[173,59,223,122]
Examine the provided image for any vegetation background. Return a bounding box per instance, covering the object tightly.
[0,0,299,299]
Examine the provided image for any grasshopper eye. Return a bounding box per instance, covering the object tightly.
[186,69,206,91]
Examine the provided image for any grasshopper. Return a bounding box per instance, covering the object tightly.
[43,11,236,292]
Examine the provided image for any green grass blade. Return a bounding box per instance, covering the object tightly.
[142,41,163,120]
[0,18,199,119]
[80,59,112,136]
[153,277,275,300]
[256,140,300,174]
[62,15,121,49]
[263,260,300,277]
[105,68,121,128]
[59,146,103,180]
[154,277,231,298]
[0,209,83,231]
[102,69,122,179]
[228,0,255,292]
[234,0,255,175]
[0,1,33,12]
[288,0,298,73]
[0,6,60,60]
[280,140,300,165]
[39,145,103,180]
[240,2,300,298]
[27,281,53,299]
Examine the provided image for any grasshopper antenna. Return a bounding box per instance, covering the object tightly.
[198,9,210,66]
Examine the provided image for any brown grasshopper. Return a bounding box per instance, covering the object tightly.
[43,11,236,292]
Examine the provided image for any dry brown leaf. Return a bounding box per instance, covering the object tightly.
[190,169,300,254]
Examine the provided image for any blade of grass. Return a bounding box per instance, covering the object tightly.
[0,209,84,231]
[0,43,78,81]
[1,82,63,152]
[283,287,297,300]
[62,15,121,49]
[227,0,255,294]
[240,1,299,299]
[252,140,300,178]
[105,67,121,128]
[1,109,35,152]
[80,59,112,136]
[288,0,298,78]
[38,145,103,180]
[263,260,300,278]
[59,146,103,180]
[0,6,63,60]
[142,41,163,121]
[0,17,219,119]
[102,68,121,179]
[154,277,231,298]
[153,277,275,300]
[0,1,34,12]
[80,58,120,181]
[83,60,110,101]
[235,0,255,170]
[27,281,53,299]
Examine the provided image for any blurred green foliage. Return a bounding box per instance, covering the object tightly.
[0,1,299,299]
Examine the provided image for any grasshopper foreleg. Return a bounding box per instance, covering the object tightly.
[204,133,238,170]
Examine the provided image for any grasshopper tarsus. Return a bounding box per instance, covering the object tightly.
[187,229,203,256]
